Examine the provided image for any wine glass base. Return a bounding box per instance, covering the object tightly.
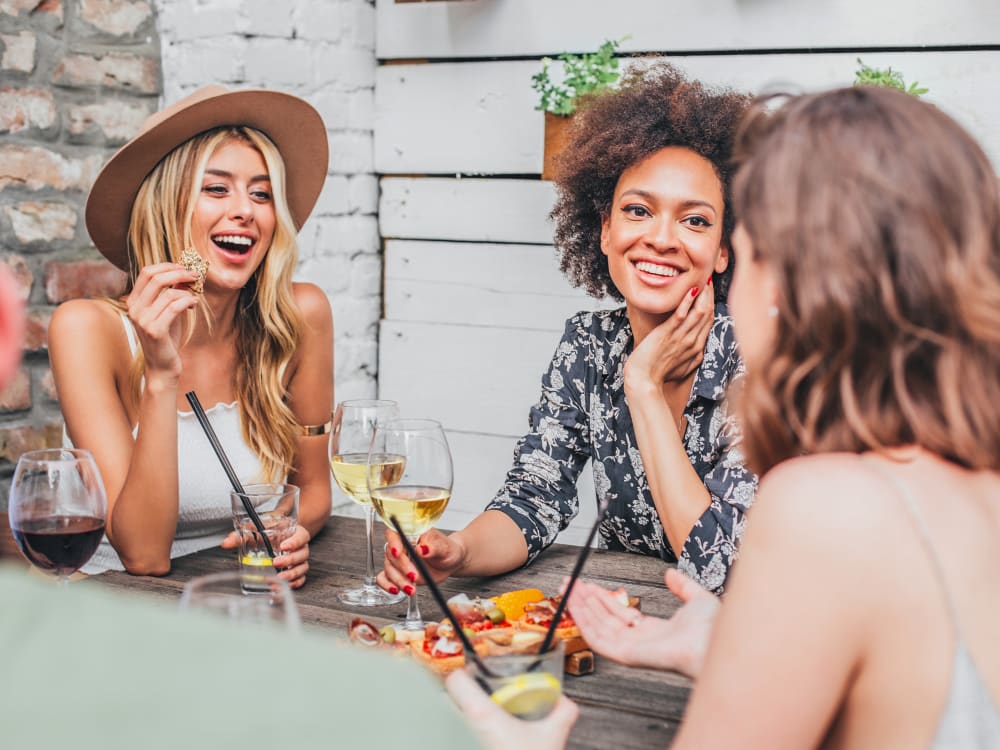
[337,584,406,607]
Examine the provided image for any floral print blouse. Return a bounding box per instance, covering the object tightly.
[486,305,757,593]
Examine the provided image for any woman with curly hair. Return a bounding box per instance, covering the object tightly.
[452,82,1000,750]
[49,87,334,586]
[380,65,757,596]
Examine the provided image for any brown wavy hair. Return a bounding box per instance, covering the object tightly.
[551,63,751,302]
[732,86,1000,475]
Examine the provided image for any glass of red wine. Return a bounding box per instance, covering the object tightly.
[8,448,107,585]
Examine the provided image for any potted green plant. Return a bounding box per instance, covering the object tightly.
[531,37,627,180]
[853,58,929,97]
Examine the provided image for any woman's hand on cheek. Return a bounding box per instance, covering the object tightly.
[625,280,715,389]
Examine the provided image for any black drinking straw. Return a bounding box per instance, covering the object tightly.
[389,515,497,678]
[533,498,612,663]
[185,391,275,558]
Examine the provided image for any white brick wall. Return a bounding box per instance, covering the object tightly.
[153,0,379,403]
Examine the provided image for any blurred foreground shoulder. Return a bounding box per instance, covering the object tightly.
[750,453,890,546]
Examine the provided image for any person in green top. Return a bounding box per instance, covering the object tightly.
[0,568,488,749]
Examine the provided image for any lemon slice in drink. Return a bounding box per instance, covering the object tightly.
[240,551,273,568]
[490,673,561,720]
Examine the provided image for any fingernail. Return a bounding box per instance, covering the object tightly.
[403,585,415,596]
[407,571,417,583]
[420,544,430,556]
[390,546,399,559]
[707,275,713,286]
[690,287,698,297]
[389,586,400,595]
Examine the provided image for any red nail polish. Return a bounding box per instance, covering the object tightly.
[407,571,417,583]
[707,275,713,286]
[389,586,400,595]
[390,547,399,559]
[690,287,698,297]
[403,585,415,596]
[420,544,430,556]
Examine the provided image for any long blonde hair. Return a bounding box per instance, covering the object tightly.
[121,126,303,482]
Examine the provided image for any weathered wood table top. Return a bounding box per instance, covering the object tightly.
[79,516,690,748]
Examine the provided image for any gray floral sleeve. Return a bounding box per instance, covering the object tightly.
[485,319,593,559]
[487,307,758,593]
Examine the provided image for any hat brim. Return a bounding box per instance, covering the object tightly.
[85,89,328,271]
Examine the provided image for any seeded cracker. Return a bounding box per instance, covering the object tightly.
[180,247,209,294]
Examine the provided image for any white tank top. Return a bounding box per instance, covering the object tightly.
[76,314,266,574]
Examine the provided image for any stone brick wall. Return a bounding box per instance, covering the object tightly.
[0,0,159,500]
[0,0,379,501]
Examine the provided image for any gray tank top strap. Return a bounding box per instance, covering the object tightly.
[865,456,1000,749]
[863,457,962,634]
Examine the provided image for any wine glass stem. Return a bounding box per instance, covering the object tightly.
[363,504,377,588]
[404,535,422,628]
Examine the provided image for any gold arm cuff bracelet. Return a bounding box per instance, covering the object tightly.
[301,419,332,436]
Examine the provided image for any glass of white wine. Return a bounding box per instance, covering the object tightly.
[329,400,406,606]
[368,418,452,631]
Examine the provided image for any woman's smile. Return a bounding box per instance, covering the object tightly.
[601,146,728,322]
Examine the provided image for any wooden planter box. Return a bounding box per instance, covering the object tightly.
[542,111,574,181]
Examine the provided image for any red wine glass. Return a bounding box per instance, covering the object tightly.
[8,448,108,586]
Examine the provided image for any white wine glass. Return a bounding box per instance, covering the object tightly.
[329,400,406,606]
[368,418,453,631]
[8,448,108,586]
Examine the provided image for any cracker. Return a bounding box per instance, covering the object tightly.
[180,247,209,294]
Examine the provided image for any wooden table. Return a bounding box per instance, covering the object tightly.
[82,516,690,748]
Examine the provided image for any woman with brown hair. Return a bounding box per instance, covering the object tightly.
[452,84,1000,748]
[48,87,334,586]
[380,64,757,598]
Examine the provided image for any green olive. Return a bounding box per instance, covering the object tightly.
[462,627,476,641]
[486,607,505,624]
[379,625,396,644]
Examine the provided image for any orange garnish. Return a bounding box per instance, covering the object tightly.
[490,588,545,621]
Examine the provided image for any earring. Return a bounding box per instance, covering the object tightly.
[767,305,779,318]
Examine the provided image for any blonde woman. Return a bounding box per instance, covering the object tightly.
[49,87,334,587]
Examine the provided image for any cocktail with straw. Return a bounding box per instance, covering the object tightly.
[368,418,452,631]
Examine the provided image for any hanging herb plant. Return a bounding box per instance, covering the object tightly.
[531,37,628,116]
[854,58,929,97]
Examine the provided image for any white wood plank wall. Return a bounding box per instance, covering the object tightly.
[374,0,1000,543]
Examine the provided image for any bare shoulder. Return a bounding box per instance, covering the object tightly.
[748,453,893,550]
[49,298,122,352]
[292,282,333,329]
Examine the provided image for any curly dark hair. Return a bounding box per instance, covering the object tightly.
[551,63,751,302]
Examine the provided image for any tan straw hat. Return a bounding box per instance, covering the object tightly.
[85,85,328,271]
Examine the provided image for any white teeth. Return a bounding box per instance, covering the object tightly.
[635,261,678,277]
[213,235,253,246]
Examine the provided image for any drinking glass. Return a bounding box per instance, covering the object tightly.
[329,400,406,606]
[368,418,452,631]
[8,448,108,586]
[467,632,565,721]
[230,483,299,594]
[179,571,301,632]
